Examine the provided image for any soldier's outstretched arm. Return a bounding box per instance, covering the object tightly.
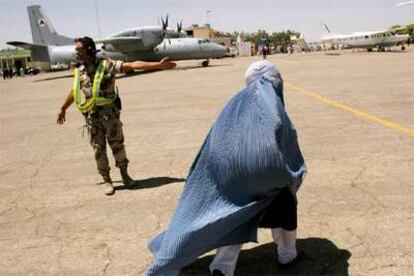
[121,57,176,73]
[57,90,74,125]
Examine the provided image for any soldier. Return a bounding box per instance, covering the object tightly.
[2,68,7,79]
[57,36,176,195]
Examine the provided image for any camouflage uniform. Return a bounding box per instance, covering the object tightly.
[79,58,129,178]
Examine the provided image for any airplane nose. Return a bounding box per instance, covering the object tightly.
[215,44,227,56]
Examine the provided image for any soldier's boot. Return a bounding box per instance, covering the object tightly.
[120,167,134,187]
[102,174,115,196]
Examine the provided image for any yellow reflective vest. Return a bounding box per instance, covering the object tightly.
[73,60,117,113]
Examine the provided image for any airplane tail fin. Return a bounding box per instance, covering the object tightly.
[323,24,331,33]
[28,5,73,46]
[320,21,331,33]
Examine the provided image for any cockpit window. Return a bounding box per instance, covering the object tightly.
[198,39,211,44]
[115,30,137,37]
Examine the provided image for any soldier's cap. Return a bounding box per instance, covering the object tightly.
[74,36,100,55]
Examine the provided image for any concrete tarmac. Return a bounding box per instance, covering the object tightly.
[1,48,413,275]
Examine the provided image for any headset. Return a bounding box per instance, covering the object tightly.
[75,36,99,57]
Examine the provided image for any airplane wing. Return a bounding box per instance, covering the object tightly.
[7,41,47,50]
[7,41,50,62]
[95,37,153,52]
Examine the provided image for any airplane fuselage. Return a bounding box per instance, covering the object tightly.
[322,31,410,49]
[47,38,226,64]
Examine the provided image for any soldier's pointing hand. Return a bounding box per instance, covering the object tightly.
[160,57,176,70]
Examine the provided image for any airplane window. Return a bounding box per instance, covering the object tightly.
[365,35,369,39]
[383,34,386,37]
[198,40,202,44]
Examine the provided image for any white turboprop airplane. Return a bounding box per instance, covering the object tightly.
[321,24,410,51]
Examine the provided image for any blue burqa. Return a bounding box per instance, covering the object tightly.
[145,61,307,275]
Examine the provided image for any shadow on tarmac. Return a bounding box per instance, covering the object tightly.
[116,63,234,80]
[173,63,234,71]
[182,238,351,276]
[31,63,234,82]
[32,70,156,82]
[114,176,185,190]
[33,74,73,82]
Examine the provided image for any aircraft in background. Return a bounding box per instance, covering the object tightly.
[7,5,227,70]
[321,23,410,51]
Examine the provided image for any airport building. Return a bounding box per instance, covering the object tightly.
[184,25,233,48]
[0,49,32,71]
[184,25,215,39]
[184,24,253,56]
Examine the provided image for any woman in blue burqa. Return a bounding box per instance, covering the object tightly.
[145,61,307,276]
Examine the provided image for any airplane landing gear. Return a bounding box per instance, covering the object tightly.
[401,45,406,51]
[202,59,210,67]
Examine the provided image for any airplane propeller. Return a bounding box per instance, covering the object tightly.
[160,15,184,47]
[160,14,171,47]
[161,14,169,32]
[177,20,183,34]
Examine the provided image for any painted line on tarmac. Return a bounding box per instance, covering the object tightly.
[285,82,414,137]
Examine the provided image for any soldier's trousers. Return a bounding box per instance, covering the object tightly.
[85,106,129,177]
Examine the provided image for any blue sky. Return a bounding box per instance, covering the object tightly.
[1,0,413,48]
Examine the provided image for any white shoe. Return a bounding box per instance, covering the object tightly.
[103,180,115,195]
